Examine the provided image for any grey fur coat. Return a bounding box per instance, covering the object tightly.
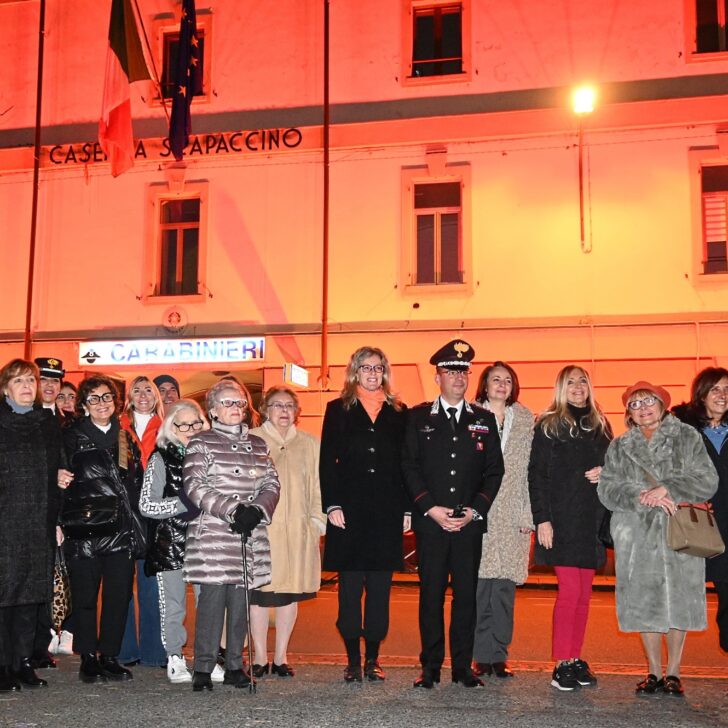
[478,402,535,584]
[597,414,718,633]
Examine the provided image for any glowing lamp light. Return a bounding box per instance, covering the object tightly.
[572,85,597,115]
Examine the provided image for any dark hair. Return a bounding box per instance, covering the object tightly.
[60,381,78,393]
[476,361,520,406]
[76,375,120,416]
[690,367,728,425]
[0,359,40,404]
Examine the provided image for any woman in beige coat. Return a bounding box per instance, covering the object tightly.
[249,386,325,678]
[472,362,534,678]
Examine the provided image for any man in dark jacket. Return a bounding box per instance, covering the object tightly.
[402,340,504,689]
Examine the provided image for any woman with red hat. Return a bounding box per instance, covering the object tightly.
[598,381,718,697]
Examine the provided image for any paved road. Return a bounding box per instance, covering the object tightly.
[3,585,728,728]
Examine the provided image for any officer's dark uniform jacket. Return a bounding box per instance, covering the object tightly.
[402,398,505,531]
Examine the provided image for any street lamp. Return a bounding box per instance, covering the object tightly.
[572,85,596,252]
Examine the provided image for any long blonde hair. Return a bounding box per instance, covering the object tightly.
[124,376,164,420]
[537,365,610,439]
[340,346,402,411]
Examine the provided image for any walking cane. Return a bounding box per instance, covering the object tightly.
[240,533,257,694]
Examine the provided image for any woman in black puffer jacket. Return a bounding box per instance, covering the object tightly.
[62,375,144,685]
[139,399,209,684]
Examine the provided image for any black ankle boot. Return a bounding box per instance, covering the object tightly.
[99,656,133,681]
[79,654,107,684]
[14,658,47,688]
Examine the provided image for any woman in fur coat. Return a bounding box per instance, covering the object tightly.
[472,362,534,679]
[598,381,718,698]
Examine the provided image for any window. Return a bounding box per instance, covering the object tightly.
[402,1,470,84]
[412,4,462,77]
[401,164,471,291]
[161,32,205,100]
[144,181,208,302]
[414,182,462,283]
[687,0,728,57]
[701,165,728,273]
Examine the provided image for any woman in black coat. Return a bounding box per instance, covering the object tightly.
[320,346,409,683]
[672,367,728,652]
[528,365,612,692]
[0,359,65,692]
[62,375,145,685]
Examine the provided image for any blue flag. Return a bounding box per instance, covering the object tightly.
[169,0,203,161]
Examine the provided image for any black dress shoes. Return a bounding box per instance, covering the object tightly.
[452,668,484,687]
[31,653,57,669]
[79,654,107,684]
[635,673,663,695]
[252,662,270,678]
[473,662,492,676]
[15,658,48,688]
[192,671,213,691]
[99,656,133,681]
[343,663,363,683]
[0,666,21,691]
[363,659,385,681]
[223,668,252,688]
[271,662,294,677]
[413,669,440,689]
[492,661,515,678]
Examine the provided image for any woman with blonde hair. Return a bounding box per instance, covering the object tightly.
[320,346,409,682]
[249,387,325,678]
[118,375,166,668]
[528,365,612,691]
[140,399,210,683]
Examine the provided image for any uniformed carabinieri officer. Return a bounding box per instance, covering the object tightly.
[402,340,504,688]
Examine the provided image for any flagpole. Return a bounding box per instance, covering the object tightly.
[24,0,46,359]
[131,0,170,123]
[319,0,330,389]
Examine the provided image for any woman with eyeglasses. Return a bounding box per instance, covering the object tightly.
[599,381,718,697]
[62,375,146,684]
[247,387,325,678]
[183,379,280,691]
[320,346,409,682]
[117,376,167,669]
[528,365,612,691]
[672,368,728,655]
[139,399,209,683]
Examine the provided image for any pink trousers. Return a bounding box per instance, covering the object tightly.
[552,566,595,661]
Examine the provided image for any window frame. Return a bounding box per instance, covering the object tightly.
[400,163,472,294]
[689,147,728,281]
[401,0,471,86]
[685,0,728,61]
[143,180,209,303]
[147,9,212,107]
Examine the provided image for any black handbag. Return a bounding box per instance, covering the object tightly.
[60,493,121,539]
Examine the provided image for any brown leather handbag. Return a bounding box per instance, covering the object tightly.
[666,503,725,559]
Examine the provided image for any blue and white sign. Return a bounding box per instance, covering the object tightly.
[78,337,266,366]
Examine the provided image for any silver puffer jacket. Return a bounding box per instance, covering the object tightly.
[182,419,280,587]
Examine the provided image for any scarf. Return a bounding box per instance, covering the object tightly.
[356,385,386,423]
[4,396,33,414]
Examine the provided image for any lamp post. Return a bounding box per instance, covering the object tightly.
[572,85,596,252]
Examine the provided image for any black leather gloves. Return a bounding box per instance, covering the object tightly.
[231,504,263,539]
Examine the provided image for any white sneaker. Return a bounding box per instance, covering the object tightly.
[48,630,59,655]
[57,630,73,656]
[211,663,225,682]
[167,654,192,683]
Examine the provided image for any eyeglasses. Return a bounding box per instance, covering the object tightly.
[218,398,247,409]
[440,369,470,379]
[86,392,115,405]
[628,396,658,411]
[56,393,76,401]
[269,402,296,411]
[359,365,384,374]
[173,419,204,432]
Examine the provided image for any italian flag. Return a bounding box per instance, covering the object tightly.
[98,0,151,177]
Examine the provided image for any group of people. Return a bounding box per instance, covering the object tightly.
[0,342,726,700]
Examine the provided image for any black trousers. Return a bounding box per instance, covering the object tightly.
[714,581,728,651]
[415,526,482,672]
[336,570,393,643]
[0,603,40,669]
[67,551,134,656]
